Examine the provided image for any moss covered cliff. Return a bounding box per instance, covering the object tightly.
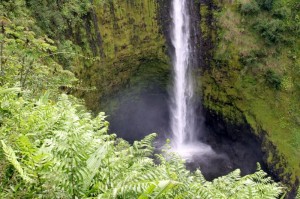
[200,0,300,192]
[74,0,169,112]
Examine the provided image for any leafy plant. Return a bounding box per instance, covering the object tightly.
[264,69,282,90]
[0,88,285,198]
[256,0,274,11]
[240,1,260,15]
[255,19,285,44]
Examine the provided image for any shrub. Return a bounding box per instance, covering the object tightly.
[255,19,285,44]
[239,49,266,66]
[240,1,260,15]
[272,7,290,19]
[265,69,282,90]
[256,0,274,11]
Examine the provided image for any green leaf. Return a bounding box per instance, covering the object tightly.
[0,87,21,95]
[1,140,34,183]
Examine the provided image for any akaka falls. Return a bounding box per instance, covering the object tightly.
[170,0,213,158]
[105,0,273,184]
[2,0,298,197]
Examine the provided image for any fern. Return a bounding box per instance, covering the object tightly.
[0,87,21,95]
[0,90,285,198]
[1,140,33,183]
[296,186,300,199]
[138,180,179,199]
[82,141,112,190]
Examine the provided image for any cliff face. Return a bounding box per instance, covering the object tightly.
[199,0,300,196]
[75,0,169,112]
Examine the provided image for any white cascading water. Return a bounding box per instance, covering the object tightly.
[170,0,194,147]
[170,0,214,158]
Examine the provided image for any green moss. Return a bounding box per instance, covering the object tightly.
[74,0,168,112]
[96,0,165,60]
[202,2,300,186]
[100,57,170,114]
[200,4,209,39]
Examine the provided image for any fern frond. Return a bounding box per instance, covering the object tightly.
[82,141,112,190]
[132,133,157,156]
[1,140,34,183]
[152,180,178,198]
[296,186,300,199]
[194,169,206,184]
[193,184,214,199]
[0,87,21,95]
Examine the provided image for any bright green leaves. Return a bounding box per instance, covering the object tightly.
[0,87,21,95]
[0,91,113,197]
[0,88,285,198]
[1,0,78,95]
[138,180,178,199]
[1,140,34,183]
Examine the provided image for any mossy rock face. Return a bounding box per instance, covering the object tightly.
[74,0,168,112]
[100,57,171,114]
[96,0,165,60]
[100,57,171,141]
[200,1,300,193]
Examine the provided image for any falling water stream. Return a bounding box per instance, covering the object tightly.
[170,0,214,158]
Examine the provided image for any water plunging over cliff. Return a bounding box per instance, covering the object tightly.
[170,0,194,146]
[170,0,214,158]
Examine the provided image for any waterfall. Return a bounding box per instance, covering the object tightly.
[170,0,195,147]
[170,0,214,158]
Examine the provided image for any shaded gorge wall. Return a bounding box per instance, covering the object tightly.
[74,0,169,113]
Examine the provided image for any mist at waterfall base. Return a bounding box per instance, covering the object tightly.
[106,87,266,180]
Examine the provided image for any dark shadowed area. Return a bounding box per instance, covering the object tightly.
[104,85,266,181]
[108,90,170,142]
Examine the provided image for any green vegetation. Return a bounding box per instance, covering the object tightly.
[0,0,298,198]
[240,1,260,15]
[202,0,300,189]
[76,0,169,112]
[100,57,170,115]
[0,87,285,198]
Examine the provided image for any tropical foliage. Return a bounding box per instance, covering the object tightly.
[0,0,298,198]
[0,87,285,198]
